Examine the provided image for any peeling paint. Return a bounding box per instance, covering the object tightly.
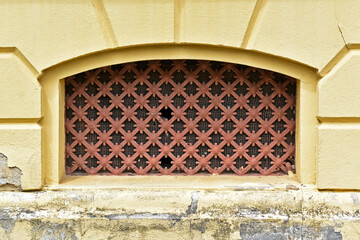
[105,213,180,221]
[351,193,359,206]
[239,222,342,240]
[185,191,199,215]
[0,212,15,234]
[31,221,78,240]
[105,191,200,223]
[0,153,21,190]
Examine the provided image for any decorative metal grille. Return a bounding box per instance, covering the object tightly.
[65,60,296,175]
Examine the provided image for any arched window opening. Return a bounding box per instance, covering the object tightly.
[65,60,296,176]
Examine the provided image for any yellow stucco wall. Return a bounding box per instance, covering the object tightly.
[0,0,360,238]
[0,0,355,190]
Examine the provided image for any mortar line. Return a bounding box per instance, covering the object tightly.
[0,118,41,124]
[318,117,360,125]
[241,0,268,49]
[348,43,360,49]
[0,47,16,53]
[91,0,118,48]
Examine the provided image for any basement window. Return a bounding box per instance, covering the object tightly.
[65,60,296,176]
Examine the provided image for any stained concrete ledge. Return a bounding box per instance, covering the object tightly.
[0,188,358,239]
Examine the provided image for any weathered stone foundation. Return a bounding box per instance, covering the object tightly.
[0,187,357,239]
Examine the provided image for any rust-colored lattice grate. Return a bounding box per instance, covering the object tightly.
[65,60,296,175]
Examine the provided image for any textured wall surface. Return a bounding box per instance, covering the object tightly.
[0,0,360,238]
[0,186,358,239]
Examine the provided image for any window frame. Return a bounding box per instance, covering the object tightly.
[39,44,318,187]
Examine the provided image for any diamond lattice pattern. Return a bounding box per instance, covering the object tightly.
[65,60,296,175]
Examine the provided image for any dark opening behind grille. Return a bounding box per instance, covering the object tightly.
[65,60,296,175]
